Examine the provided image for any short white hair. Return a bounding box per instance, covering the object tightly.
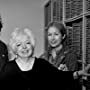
[9,28,35,55]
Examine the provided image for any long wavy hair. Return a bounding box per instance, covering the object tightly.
[46,21,68,57]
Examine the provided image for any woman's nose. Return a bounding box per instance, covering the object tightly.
[51,35,55,40]
[22,44,27,49]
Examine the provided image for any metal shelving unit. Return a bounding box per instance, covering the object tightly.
[44,0,90,90]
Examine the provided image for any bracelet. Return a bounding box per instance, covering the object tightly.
[76,71,79,77]
[73,71,79,79]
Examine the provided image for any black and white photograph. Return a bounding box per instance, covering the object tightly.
[0,0,90,90]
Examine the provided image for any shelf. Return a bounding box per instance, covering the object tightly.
[84,11,90,17]
[64,13,83,23]
[44,0,90,77]
[64,12,90,23]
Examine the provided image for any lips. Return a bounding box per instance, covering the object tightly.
[21,50,28,54]
[50,40,57,44]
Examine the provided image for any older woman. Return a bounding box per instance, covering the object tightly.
[0,27,90,90]
[0,27,60,89]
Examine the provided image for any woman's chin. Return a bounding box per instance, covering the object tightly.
[19,54,32,58]
[50,44,58,48]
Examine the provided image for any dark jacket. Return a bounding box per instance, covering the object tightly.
[0,40,8,71]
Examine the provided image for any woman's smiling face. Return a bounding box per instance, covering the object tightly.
[48,26,63,48]
[15,34,33,58]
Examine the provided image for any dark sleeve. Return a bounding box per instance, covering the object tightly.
[35,60,76,90]
[0,41,9,72]
[37,58,59,72]
[0,61,11,79]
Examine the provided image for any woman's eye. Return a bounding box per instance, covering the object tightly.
[26,42,31,44]
[54,32,59,35]
[48,33,52,36]
[16,44,21,47]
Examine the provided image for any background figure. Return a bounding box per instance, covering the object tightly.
[40,21,78,71]
[0,19,8,72]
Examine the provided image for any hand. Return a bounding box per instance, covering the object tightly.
[58,64,68,71]
[78,64,90,76]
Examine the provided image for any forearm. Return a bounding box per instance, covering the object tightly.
[73,70,84,79]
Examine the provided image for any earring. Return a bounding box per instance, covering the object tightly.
[63,35,65,39]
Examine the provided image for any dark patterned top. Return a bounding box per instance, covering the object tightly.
[40,47,78,71]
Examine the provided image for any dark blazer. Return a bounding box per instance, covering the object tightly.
[0,40,8,71]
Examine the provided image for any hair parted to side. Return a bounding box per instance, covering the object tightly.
[9,28,35,55]
[46,22,68,52]
[46,21,67,45]
[46,21,67,38]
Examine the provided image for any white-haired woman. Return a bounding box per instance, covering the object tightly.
[0,28,90,90]
[0,28,59,89]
